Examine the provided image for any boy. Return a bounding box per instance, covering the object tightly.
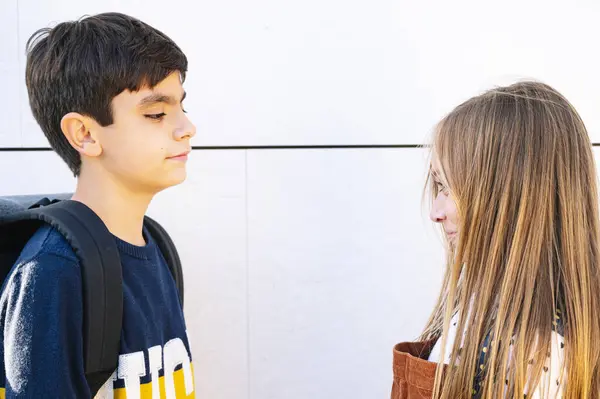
[0,12,196,398]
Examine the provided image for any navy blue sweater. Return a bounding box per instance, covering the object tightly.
[0,225,195,398]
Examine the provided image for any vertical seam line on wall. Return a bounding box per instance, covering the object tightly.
[244,150,251,399]
[16,0,22,146]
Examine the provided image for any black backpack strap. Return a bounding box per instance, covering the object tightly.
[143,216,184,308]
[11,200,123,396]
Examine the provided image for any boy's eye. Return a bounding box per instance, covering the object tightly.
[145,112,166,120]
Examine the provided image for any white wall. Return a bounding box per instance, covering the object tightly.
[1,1,599,398]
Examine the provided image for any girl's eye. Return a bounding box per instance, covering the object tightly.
[436,182,449,194]
[145,113,166,120]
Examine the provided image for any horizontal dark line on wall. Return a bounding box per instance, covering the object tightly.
[0,147,54,152]
[192,144,426,150]
[0,144,423,151]
[2,143,600,151]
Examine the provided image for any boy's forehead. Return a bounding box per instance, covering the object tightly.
[145,71,184,94]
[114,72,185,105]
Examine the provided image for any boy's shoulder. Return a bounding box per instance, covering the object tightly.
[1,225,81,304]
[16,224,79,267]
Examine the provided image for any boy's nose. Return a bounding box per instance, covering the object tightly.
[175,117,196,141]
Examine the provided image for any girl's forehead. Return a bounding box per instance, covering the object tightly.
[429,156,451,186]
[430,156,442,177]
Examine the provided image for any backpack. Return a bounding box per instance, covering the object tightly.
[0,194,184,396]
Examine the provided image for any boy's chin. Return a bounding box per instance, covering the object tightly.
[156,171,188,190]
[150,183,183,196]
[137,170,188,196]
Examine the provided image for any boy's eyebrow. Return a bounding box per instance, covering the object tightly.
[138,91,186,107]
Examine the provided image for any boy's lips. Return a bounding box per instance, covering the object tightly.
[167,150,190,161]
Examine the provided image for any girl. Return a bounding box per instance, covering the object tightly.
[392,81,600,398]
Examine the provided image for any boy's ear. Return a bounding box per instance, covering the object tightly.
[60,112,103,157]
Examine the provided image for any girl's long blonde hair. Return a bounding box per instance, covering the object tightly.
[422,81,600,398]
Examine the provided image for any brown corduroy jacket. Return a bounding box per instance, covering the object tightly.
[391,338,447,399]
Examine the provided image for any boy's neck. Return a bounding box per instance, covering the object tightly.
[71,172,153,246]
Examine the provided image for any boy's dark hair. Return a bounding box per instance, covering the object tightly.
[25,12,188,176]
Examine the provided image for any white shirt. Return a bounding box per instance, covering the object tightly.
[428,311,565,398]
